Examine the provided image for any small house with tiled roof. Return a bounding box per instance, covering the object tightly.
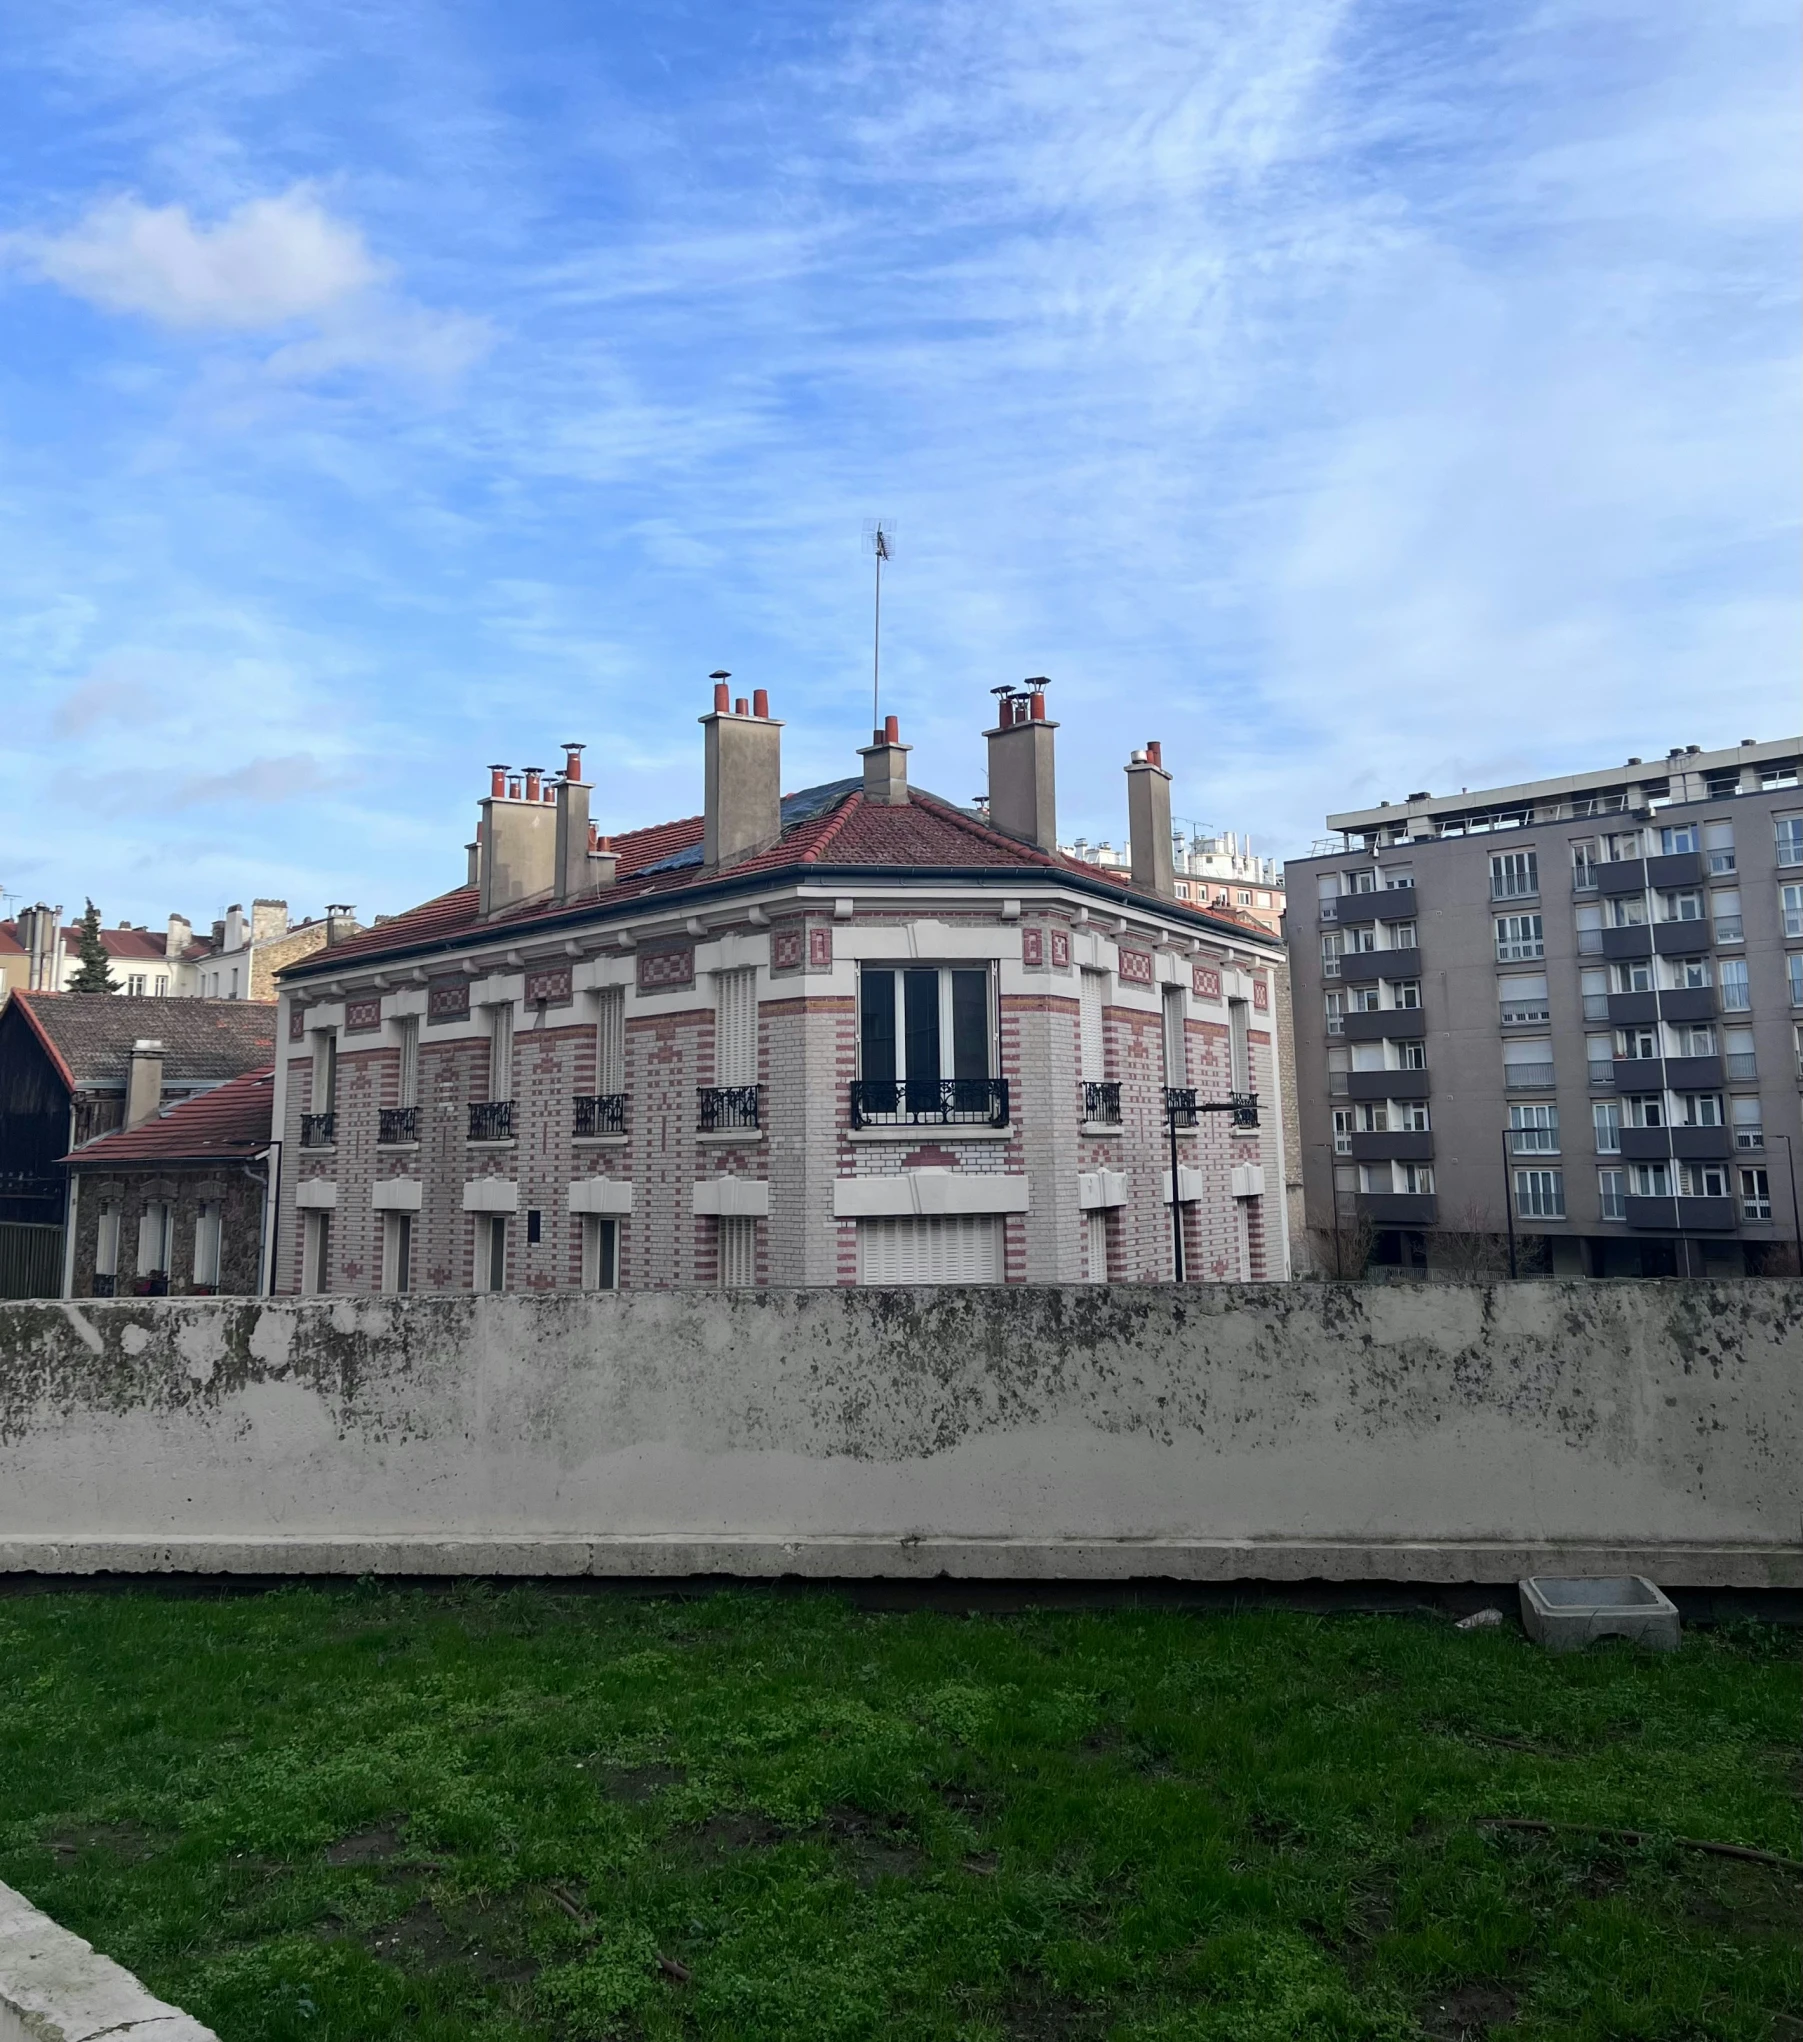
[63,1068,276,1297]
[271,681,1290,1296]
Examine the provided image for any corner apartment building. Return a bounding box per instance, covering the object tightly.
[1286,736,1803,1276]
[271,684,1288,1296]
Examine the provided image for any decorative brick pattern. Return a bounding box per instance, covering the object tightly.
[637,945,695,991]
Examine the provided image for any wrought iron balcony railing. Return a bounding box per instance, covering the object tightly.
[300,1111,336,1148]
[1165,1087,1260,1130]
[849,1077,1009,1129]
[468,1099,515,1141]
[378,1106,419,1145]
[1080,1080,1121,1125]
[699,1084,761,1133]
[574,1092,627,1137]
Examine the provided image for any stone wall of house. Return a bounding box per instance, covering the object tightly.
[68,1163,265,1297]
[1,1279,1796,1585]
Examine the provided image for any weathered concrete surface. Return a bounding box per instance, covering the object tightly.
[0,1283,1798,1585]
[0,1878,217,2041]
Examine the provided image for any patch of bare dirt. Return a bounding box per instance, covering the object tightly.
[362,1896,538,1983]
[809,1805,925,1886]
[672,1810,790,1864]
[46,1820,156,1864]
[999,1983,1109,2039]
[1418,1980,1519,2040]
[325,1821,410,1867]
[604,1762,685,1802]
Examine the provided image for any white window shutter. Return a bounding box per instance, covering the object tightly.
[1079,971,1105,1082]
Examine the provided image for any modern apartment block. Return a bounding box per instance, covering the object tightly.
[1286,736,1803,1276]
[269,685,1288,1297]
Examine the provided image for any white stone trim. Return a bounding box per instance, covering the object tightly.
[833,1170,1030,1219]
[1077,1169,1127,1210]
[462,1179,519,1214]
[1231,1163,1266,1200]
[371,1178,422,1212]
[1161,1165,1206,1204]
[569,1177,634,1216]
[295,1179,338,1210]
[692,1177,769,1218]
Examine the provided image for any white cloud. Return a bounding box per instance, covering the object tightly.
[20,186,381,329]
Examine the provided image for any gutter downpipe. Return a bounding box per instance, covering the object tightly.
[258,1140,282,1296]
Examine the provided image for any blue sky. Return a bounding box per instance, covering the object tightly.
[1,0,1797,930]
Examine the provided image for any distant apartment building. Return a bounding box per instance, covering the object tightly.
[1065,825,1284,934]
[271,690,1289,1298]
[0,899,357,1003]
[1285,736,1803,1278]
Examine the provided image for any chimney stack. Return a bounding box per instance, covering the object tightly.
[984,679,1058,851]
[478,763,558,916]
[164,912,191,961]
[325,904,359,945]
[858,713,911,806]
[1126,741,1175,896]
[554,744,613,902]
[701,674,783,868]
[126,1039,164,1130]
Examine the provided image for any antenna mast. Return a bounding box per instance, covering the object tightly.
[862,517,897,734]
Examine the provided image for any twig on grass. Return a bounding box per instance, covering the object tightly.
[658,1954,693,1983]
[1476,1816,1802,1874]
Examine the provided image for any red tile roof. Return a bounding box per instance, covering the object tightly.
[67,1066,276,1167]
[285,781,1279,983]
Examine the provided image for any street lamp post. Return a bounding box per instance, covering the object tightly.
[1500,1128,1518,1280]
[1165,1086,1260,1283]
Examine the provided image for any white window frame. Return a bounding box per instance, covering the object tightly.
[1513,1168,1565,1219]
[1494,913,1544,962]
[1490,851,1539,900]
[1509,1103,1559,1154]
[1597,1168,1626,1219]
[302,1209,331,1295]
[1740,1167,1772,1220]
[193,1200,222,1287]
[581,1214,620,1289]
[1079,970,1107,1082]
[382,1211,413,1294]
[95,1201,121,1278]
[595,988,626,1095]
[1592,1101,1621,1153]
[715,968,759,1087]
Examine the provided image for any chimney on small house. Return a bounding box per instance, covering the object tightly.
[984,678,1058,851]
[478,761,559,916]
[1126,741,1175,896]
[858,713,910,806]
[251,899,288,944]
[325,904,358,945]
[554,743,613,902]
[701,673,783,868]
[126,1039,164,1130]
[164,913,191,961]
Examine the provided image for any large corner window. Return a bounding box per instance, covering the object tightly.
[853,966,1003,1126]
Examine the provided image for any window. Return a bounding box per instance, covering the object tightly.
[126,973,146,995]
[1606,830,1642,862]
[1777,815,1803,867]
[1163,986,1188,1086]
[1580,967,1609,1021]
[1388,980,1421,1009]
[1671,1023,1716,1058]
[1079,971,1106,1081]
[1382,866,1414,889]
[1495,913,1544,961]
[1510,1103,1559,1154]
[1513,1169,1565,1218]
[1345,867,1376,894]
[1321,932,1344,976]
[1629,1161,1670,1197]
[478,1214,507,1292]
[1395,1039,1427,1070]
[582,1215,619,1289]
[1732,1097,1764,1149]
[1668,956,1709,990]
[397,1017,420,1110]
[1397,1162,1434,1196]
[1357,1103,1388,1134]
[1571,841,1599,890]
[1391,1099,1427,1132]
[1608,895,1647,928]
[1384,920,1418,948]
[1703,821,1735,874]
[487,1003,514,1103]
[193,1201,222,1287]
[858,1214,1003,1285]
[716,968,758,1086]
[593,988,625,1096]
[859,967,993,1089]
[1713,888,1743,942]
[1616,1026,1658,1061]
[382,1212,413,1294]
[1324,990,1346,1034]
[1658,889,1704,923]
[1574,903,1604,953]
[311,1030,337,1115]
[1490,851,1539,899]
[154,974,168,996]
[1503,1038,1555,1088]
[1346,924,1377,954]
[1229,998,1250,1093]
[1237,890,1252,905]
[1592,1101,1621,1153]
[1351,985,1383,1013]
[137,1201,172,1277]
[1704,771,1741,801]
[1797,1022,1803,1077]
[1332,1108,1353,1155]
[1740,1168,1772,1220]
[95,1201,120,1282]
[1762,764,1800,792]
[1658,823,1696,855]
[1615,958,1654,993]
[1783,885,1803,939]
[1585,1033,1614,1080]
[1681,1162,1729,1199]
[1624,1093,1665,1129]
[1723,1026,1756,1080]
[1720,958,1750,1011]
[1499,973,1550,1024]
[230,967,239,998]
[717,1215,757,1288]
[302,1210,331,1294]
[1597,1169,1626,1219]
[1790,956,1803,1008]
[1678,1093,1723,1127]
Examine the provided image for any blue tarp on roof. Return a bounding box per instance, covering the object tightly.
[637,778,863,875]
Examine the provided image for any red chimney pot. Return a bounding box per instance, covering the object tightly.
[563,743,584,781]
[884,713,899,742]
[489,765,508,797]
[524,767,543,801]
[508,776,522,800]
[735,696,749,717]
[1029,691,1046,722]
[753,687,769,717]
[1146,739,1162,767]
[712,681,730,712]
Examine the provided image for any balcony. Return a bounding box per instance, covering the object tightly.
[1345,1068,1429,1101]
[1612,1056,1664,1093]
[1658,987,1715,1023]
[1653,920,1710,955]
[1606,991,1657,1026]
[1623,1195,1676,1230]
[1619,1127,1670,1161]
[1647,850,1704,888]
[1080,1080,1121,1126]
[1341,1009,1426,1042]
[1357,1192,1437,1225]
[300,1111,336,1148]
[1349,1131,1433,1162]
[574,1093,627,1137]
[1333,886,1412,926]
[1623,1194,1739,1233]
[1671,1125,1733,1161]
[468,1099,515,1142]
[1601,925,1653,960]
[700,1084,763,1133]
[1504,1062,1556,1091]
[849,1078,1007,1131]
[1339,946,1421,984]
[1165,1086,1259,1130]
[1664,1053,1723,1090]
[377,1106,419,1145]
[1597,860,1646,895]
[1724,1052,1758,1081]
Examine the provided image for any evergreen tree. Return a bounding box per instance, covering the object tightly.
[67,899,120,993]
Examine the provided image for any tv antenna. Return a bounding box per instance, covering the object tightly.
[862,517,897,735]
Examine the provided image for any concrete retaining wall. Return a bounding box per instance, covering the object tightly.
[1,1282,1798,1585]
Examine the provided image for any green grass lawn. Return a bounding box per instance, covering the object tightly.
[0,1587,1795,2042]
